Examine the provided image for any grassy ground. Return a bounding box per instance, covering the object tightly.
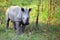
[0,22,60,40]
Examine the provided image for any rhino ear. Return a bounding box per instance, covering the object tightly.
[21,8,24,12]
[29,8,32,12]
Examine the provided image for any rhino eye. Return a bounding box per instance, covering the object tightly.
[21,8,24,12]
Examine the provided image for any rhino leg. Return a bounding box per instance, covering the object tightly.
[12,22,16,30]
[6,18,10,30]
[15,22,22,35]
[22,25,26,33]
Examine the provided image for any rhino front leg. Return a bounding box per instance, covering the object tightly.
[6,18,10,31]
[22,25,26,33]
[15,22,22,35]
[12,22,16,30]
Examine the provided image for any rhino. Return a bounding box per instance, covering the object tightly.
[6,6,31,34]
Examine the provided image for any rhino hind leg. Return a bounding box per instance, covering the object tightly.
[6,18,10,31]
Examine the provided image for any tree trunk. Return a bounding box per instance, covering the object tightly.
[36,0,40,26]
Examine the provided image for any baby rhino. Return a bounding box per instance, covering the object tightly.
[6,6,31,34]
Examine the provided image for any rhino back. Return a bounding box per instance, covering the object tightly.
[6,6,22,21]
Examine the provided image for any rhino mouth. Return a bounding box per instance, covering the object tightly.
[21,21,29,25]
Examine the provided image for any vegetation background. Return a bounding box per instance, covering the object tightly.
[0,0,60,40]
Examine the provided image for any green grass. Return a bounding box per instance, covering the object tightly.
[0,23,60,40]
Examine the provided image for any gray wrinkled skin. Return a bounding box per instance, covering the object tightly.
[6,6,31,34]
